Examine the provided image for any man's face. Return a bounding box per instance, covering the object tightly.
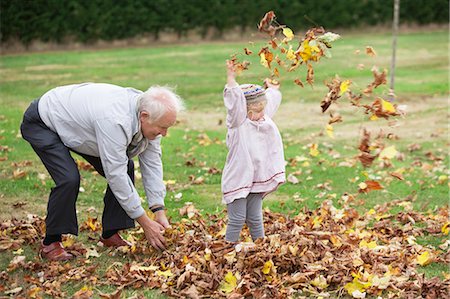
[140,110,177,140]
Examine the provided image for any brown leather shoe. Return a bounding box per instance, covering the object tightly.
[40,241,73,261]
[100,233,131,247]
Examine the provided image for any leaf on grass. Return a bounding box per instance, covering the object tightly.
[309,143,319,157]
[219,271,237,293]
[358,180,383,193]
[417,251,433,266]
[379,145,397,160]
[72,286,93,299]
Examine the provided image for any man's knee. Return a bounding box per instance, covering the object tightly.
[59,172,80,190]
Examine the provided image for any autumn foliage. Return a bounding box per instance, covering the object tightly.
[1,200,449,298]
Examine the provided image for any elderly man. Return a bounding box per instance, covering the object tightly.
[20,82,184,261]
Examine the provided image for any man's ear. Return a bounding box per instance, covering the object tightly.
[140,111,150,121]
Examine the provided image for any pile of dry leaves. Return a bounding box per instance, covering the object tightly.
[1,199,449,298]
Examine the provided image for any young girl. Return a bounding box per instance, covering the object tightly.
[222,60,286,243]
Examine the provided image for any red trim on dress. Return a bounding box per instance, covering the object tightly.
[223,171,285,195]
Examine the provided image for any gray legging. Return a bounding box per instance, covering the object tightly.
[225,193,264,242]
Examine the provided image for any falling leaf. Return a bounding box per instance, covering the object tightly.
[339,80,351,95]
[282,27,294,41]
[244,48,252,55]
[294,78,304,87]
[326,124,334,138]
[365,46,377,56]
[258,11,283,37]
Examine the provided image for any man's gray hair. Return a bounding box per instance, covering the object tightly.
[138,86,185,122]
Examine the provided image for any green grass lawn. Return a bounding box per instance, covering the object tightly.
[0,29,448,298]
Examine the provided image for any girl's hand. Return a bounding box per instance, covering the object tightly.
[226,60,238,87]
[264,78,280,89]
[226,60,236,79]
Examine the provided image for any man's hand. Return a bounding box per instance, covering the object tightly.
[154,210,171,229]
[136,214,166,250]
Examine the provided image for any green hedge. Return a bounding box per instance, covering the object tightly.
[1,0,448,45]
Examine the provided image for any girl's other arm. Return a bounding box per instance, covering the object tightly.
[263,78,282,118]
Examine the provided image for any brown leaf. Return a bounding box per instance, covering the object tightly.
[99,289,122,299]
[294,78,304,87]
[365,46,377,56]
[180,284,200,299]
[306,63,314,86]
[257,11,284,37]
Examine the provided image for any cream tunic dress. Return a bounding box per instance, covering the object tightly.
[221,85,286,204]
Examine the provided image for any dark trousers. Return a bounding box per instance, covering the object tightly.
[20,99,135,236]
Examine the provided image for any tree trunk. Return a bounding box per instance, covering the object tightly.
[390,0,400,101]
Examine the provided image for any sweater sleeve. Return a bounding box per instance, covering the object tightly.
[94,117,145,219]
[223,85,247,128]
[264,88,282,118]
[138,136,166,208]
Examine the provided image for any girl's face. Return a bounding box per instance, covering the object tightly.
[247,101,266,121]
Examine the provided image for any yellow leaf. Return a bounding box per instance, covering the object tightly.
[381,99,396,113]
[379,146,397,160]
[164,179,176,185]
[156,269,173,278]
[12,248,24,255]
[330,235,342,247]
[215,225,226,237]
[27,287,41,298]
[358,182,367,190]
[312,216,322,229]
[286,46,296,61]
[262,259,274,275]
[260,53,268,68]
[204,248,212,261]
[359,239,377,249]
[417,251,433,266]
[62,236,75,248]
[438,175,448,185]
[309,143,319,157]
[369,114,378,121]
[372,275,390,289]
[311,275,328,289]
[282,27,294,41]
[298,40,312,62]
[219,271,237,293]
[344,275,372,295]
[339,80,351,95]
[442,222,450,235]
[326,124,334,138]
[288,245,299,255]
